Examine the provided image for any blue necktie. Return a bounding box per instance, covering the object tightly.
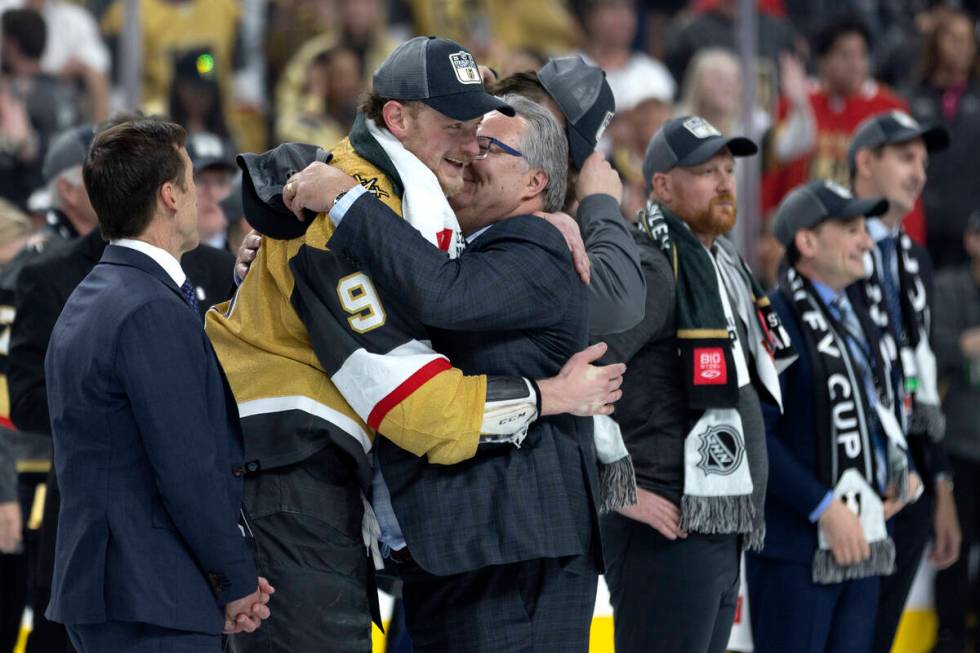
[832,294,888,492]
[180,279,201,317]
[878,236,904,341]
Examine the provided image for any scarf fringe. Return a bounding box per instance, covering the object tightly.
[680,494,755,535]
[598,456,637,513]
[744,524,766,552]
[811,538,896,585]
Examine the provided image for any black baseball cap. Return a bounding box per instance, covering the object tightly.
[538,56,615,170]
[773,179,889,247]
[372,36,514,121]
[847,110,950,173]
[642,115,757,188]
[186,132,236,174]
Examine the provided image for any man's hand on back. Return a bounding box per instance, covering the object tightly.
[534,210,590,284]
[538,342,625,417]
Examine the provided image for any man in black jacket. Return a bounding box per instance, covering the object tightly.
[599,115,793,653]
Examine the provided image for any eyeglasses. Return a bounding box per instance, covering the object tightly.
[474,135,523,160]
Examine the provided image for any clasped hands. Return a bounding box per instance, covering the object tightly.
[223,576,275,634]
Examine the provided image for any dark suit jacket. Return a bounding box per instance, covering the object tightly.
[329,193,599,577]
[44,245,254,633]
[755,286,890,564]
[8,228,235,590]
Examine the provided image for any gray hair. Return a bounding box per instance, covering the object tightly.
[500,94,568,212]
[48,164,84,210]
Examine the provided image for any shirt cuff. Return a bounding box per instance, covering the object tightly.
[809,490,835,523]
[328,184,368,226]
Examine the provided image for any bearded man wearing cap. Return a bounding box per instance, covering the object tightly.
[746,179,919,653]
[207,37,623,653]
[596,116,793,653]
[845,110,963,653]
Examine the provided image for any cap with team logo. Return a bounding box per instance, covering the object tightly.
[372,36,514,121]
[773,179,889,247]
[537,56,615,170]
[186,132,237,174]
[642,115,758,187]
[847,110,950,173]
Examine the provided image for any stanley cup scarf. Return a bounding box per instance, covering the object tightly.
[780,266,902,584]
[638,201,793,545]
[859,228,943,439]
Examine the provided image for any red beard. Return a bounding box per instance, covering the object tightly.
[686,194,737,236]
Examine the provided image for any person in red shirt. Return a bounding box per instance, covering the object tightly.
[762,15,927,240]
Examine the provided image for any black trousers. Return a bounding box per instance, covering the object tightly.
[0,472,46,653]
[872,490,934,653]
[228,446,374,653]
[397,554,598,653]
[935,455,980,644]
[600,512,740,653]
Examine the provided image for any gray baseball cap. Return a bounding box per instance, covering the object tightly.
[773,179,889,247]
[42,123,96,182]
[642,115,757,187]
[538,56,615,170]
[373,36,514,122]
[847,110,950,173]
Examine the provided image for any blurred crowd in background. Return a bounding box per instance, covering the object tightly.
[3,0,980,651]
[2,0,980,277]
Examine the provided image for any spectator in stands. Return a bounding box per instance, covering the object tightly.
[0,8,81,210]
[575,0,676,112]
[168,48,232,142]
[276,45,364,150]
[185,132,236,250]
[0,0,110,121]
[761,15,912,227]
[664,0,797,102]
[100,0,243,140]
[275,0,396,149]
[932,210,980,652]
[905,7,980,271]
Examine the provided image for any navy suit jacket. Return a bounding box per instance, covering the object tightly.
[329,193,599,577]
[754,288,832,565]
[44,245,255,633]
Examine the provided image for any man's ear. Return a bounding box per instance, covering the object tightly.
[159,180,178,213]
[854,148,874,181]
[382,101,411,140]
[524,168,549,203]
[795,228,817,259]
[651,172,670,205]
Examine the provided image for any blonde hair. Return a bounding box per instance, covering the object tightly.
[0,198,32,246]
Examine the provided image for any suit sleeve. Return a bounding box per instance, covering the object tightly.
[288,226,486,464]
[763,301,832,519]
[8,263,59,435]
[327,192,574,331]
[600,248,672,365]
[117,301,256,604]
[576,193,646,337]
